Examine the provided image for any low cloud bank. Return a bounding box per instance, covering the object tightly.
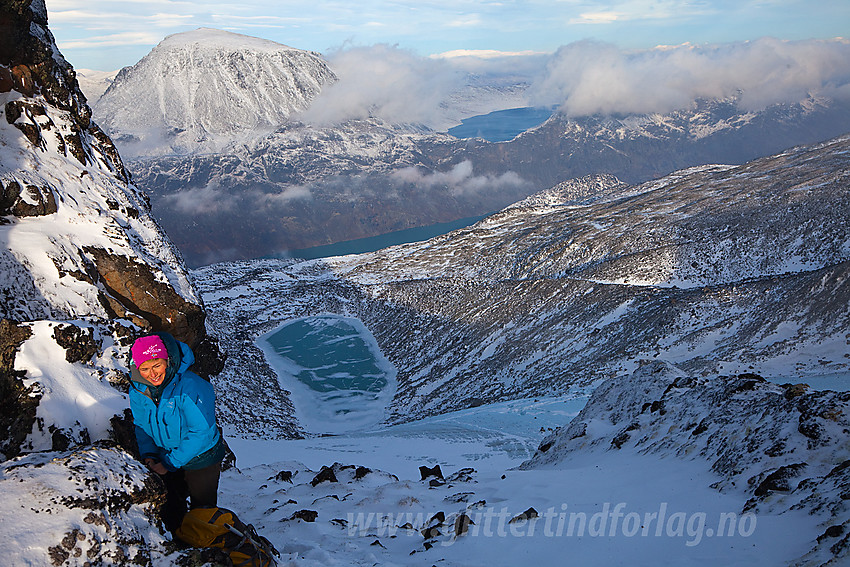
[392,160,531,196]
[528,37,850,116]
[300,38,850,126]
[299,44,464,126]
[163,180,312,216]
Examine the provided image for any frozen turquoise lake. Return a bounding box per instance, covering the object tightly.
[256,314,850,437]
[258,315,397,434]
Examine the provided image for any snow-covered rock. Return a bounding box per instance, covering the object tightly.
[1,3,224,564]
[0,445,176,565]
[521,361,850,566]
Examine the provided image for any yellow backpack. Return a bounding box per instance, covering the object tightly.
[175,507,278,566]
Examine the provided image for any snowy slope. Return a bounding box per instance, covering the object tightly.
[522,361,850,566]
[74,68,117,103]
[195,279,850,567]
[95,28,336,157]
[207,378,838,567]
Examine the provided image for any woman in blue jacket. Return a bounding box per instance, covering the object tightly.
[129,332,226,532]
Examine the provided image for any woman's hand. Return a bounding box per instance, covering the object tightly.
[144,458,168,475]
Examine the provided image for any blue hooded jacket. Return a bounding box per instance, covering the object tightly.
[129,333,223,471]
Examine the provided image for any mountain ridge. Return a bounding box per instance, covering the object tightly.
[129,95,850,267]
[85,27,850,267]
[195,133,850,434]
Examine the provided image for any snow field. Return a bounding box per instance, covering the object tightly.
[219,399,817,567]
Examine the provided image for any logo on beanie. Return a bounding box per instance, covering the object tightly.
[132,335,168,367]
[142,345,162,357]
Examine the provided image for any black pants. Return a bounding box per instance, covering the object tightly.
[161,461,222,533]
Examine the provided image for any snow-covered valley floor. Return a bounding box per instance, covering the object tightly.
[218,394,822,566]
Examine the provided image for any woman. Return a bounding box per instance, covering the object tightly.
[128,332,226,532]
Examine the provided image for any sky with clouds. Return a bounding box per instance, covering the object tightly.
[46,0,849,72]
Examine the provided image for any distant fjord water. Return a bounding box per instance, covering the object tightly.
[448,106,554,142]
[283,107,553,261]
[287,214,490,260]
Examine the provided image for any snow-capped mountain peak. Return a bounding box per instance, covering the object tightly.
[95,28,337,157]
[156,27,299,53]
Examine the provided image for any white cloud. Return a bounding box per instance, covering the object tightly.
[391,160,531,196]
[298,36,850,128]
[164,181,311,216]
[49,5,196,32]
[58,31,166,49]
[163,181,238,215]
[527,37,850,117]
[150,13,196,27]
[570,11,623,24]
[298,44,465,126]
[433,49,548,59]
[446,14,483,28]
[209,14,311,26]
[566,0,709,25]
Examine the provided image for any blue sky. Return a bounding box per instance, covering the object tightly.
[46,0,850,72]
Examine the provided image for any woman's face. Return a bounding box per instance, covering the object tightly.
[139,358,168,385]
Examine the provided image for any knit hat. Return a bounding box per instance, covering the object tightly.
[131,335,168,367]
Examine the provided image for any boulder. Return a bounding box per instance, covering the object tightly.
[419,464,444,480]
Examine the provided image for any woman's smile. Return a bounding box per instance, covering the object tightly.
[139,358,168,385]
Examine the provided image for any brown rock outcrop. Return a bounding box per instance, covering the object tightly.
[82,246,224,376]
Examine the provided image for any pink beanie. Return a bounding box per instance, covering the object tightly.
[131,335,168,367]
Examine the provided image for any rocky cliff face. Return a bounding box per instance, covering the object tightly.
[0,2,224,563]
[0,1,220,360]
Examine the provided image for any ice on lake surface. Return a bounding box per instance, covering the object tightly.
[253,312,588,467]
[258,314,397,435]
